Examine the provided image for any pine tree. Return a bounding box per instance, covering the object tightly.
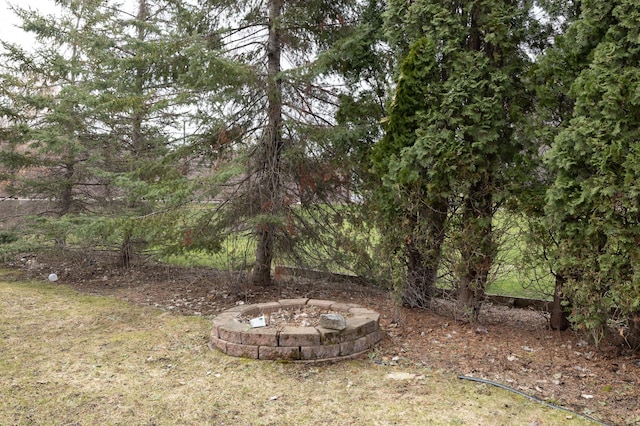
[84,0,197,266]
[318,0,395,282]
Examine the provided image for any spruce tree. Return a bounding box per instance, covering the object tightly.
[85,0,197,266]
[0,0,195,257]
[184,0,363,285]
[320,0,395,282]
[0,1,111,221]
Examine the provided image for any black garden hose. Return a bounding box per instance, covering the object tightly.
[458,375,610,426]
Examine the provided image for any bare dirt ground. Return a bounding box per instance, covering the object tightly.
[7,251,640,426]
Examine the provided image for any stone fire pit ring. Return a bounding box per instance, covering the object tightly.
[210,298,383,361]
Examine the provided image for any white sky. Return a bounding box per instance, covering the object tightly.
[1,0,62,51]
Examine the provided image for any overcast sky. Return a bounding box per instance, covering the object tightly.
[1,0,62,51]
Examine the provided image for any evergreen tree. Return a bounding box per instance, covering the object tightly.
[84,0,197,266]
[371,37,449,308]
[524,0,587,330]
[0,0,112,222]
[184,0,363,285]
[0,0,195,257]
[316,0,394,281]
[545,0,640,348]
[378,0,538,317]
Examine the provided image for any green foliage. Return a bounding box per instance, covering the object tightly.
[1,0,637,345]
[0,0,204,259]
[373,0,541,311]
[0,231,17,245]
[0,239,43,263]
[0,0,387,282]
[544,0,640,342]
[175,0,374,284]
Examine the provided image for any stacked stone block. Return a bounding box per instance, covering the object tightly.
[210,299,383,361]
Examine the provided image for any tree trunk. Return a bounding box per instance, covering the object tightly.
[58,161,75,217]
[550,273,570,331]
[402,201,448,308]
[457,261,490,321]
[120,232,133,269]
[626,314,640,351]
[132,0,147,158]
[253,227,274,286]
[454,4,493,321]
[457,179,494,321]
[251,0,283,286]
[404,242,435,308]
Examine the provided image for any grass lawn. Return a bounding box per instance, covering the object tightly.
[0,274,595,425]
[160,208,557,301]
[486,276,553,300]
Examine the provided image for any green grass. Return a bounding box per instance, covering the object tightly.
[485,211,554,299]
[7,203,553,300]
[162,217,554,300]
[160,230,262,273]
[486,277,552,300]
[0,275,595,425]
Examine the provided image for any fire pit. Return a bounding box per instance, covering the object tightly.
[210,299,383,361]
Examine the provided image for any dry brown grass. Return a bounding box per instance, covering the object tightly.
[0,274,595,425]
